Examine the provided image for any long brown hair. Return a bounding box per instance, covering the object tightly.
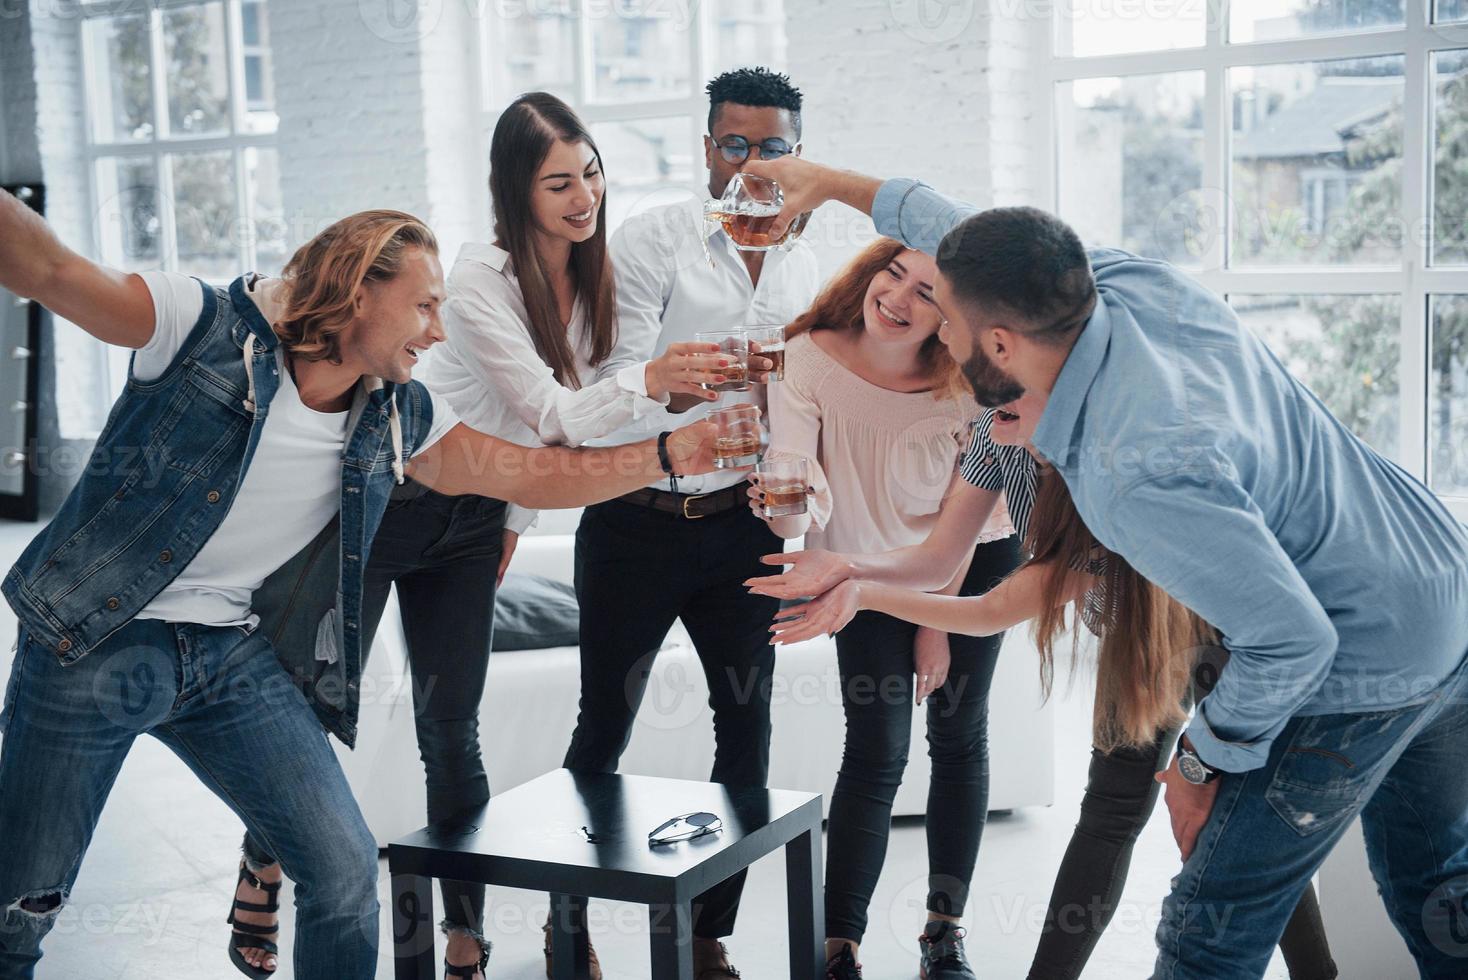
[277,210,438,364]
[786,237,967,399]
[1025,466,1215,752]
[489,92,617,388]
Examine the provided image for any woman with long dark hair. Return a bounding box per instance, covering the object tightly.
[751,404,1338,980]
[224,93,730,980]
[750,238,1020,979]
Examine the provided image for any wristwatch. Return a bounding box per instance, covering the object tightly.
[1176,737,1219,785]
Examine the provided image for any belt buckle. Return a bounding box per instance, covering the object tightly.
[681,491,711,520]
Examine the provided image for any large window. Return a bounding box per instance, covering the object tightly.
[82,0,281,282]
[479,0,787,233]
[1043,0,1468,515]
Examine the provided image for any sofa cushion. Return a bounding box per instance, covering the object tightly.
[493,573,580,651]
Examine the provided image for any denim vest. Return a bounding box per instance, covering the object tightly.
[2,275,435,746]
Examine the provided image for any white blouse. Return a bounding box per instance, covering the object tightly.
[420,242,670,532]
[767,331,1015,556]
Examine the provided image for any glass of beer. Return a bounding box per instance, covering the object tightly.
[704,174,810,252]
[710,404,765,469]
[695,330,751,392]
[756,453,809,518]
[743,324,786,382]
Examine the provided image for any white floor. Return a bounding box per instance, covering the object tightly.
[0,518,1293,979]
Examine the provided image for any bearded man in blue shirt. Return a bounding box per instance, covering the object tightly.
[745,155,1468,980]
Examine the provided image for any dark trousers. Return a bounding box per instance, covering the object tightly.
[244,483,506,939]
[1028,733,1338,977]
[824,535,1023,942]
[564,496,781,939]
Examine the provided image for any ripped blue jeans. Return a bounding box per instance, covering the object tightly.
[0,620,380,979]
[1152,650,1468,979]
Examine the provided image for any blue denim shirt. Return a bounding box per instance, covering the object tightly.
[875,178,1468,772]
[2,275,436,746]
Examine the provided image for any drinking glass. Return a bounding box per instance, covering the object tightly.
[695,329,750,392]
[756,453,809,518]
[709,404,765,468]
[704,173,810,252]
[743,324,786,382]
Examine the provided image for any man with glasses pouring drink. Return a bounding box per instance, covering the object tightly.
[557,67,820,980]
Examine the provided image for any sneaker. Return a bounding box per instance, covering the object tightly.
[824,944,863,980]
[918,920,976,980]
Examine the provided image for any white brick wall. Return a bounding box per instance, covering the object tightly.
[783,0,1039,276]
[269,0,486,262]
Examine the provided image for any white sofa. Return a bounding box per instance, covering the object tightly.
[337,515,1056,846]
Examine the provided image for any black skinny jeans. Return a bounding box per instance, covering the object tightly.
[563,496,781,939]
[244,483,506,941]
[825,535,1023,943]
[1028,730,1339,978]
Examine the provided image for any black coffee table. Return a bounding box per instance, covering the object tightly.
[388,768,824,979]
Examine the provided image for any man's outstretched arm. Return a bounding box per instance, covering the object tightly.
[0,188,156,349]
[406,421,722,509]
[742,157,979,256]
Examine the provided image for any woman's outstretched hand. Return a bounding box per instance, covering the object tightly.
[745,548,851,600]
[769,580,862,645]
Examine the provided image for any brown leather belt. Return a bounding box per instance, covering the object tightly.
[615,481,750,520]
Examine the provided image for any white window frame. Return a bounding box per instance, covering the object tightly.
[75,0,278,420]
[475,2,787,208]
[78,0,278,277]
[1031,0,1468,520]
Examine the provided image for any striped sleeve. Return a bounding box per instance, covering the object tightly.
[959,411,1006,491]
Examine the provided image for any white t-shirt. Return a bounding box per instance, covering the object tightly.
[132,271,458,627]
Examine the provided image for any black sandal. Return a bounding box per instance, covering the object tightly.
[444,938,491,979]
[226,861,281,978]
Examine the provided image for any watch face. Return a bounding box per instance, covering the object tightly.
[1178,751,1210,785]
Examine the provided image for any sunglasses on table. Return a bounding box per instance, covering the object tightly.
[710,135,800,164]
[648,811,723,846]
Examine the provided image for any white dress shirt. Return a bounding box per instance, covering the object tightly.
[421,242,670,532]
[594,196,823,494]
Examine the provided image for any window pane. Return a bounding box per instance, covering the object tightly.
[485,2,577,105]
[1231,294,1401,461]
[1433,50,1468,265]
[1435,0,1468,23]
[241,0,277,134]
[1230,57,1404,266]
[1230,0,1403,44]
[1059,0,1206,58]
[589,4,691,103]
[84,14,152,143]
[172,151,240,281]
[1430,295,1468,496]
[590,116,694,232]
[1056,72,1204,265]
[245,147,288,275]
[164,2,231,137]
[708,0,787,76]
[95,157,161,270]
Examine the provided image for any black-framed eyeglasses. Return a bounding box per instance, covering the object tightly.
[710,135,799,164]
[648,811,723,846]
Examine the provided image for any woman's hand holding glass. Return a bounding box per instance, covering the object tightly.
[644,342,735,402]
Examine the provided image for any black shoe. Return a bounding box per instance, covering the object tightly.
[443,938,491,979]
[225,861,280,978]
[824,944,863,980]
[919,920,976,980]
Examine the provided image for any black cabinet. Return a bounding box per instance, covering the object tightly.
[0,184,42,522]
